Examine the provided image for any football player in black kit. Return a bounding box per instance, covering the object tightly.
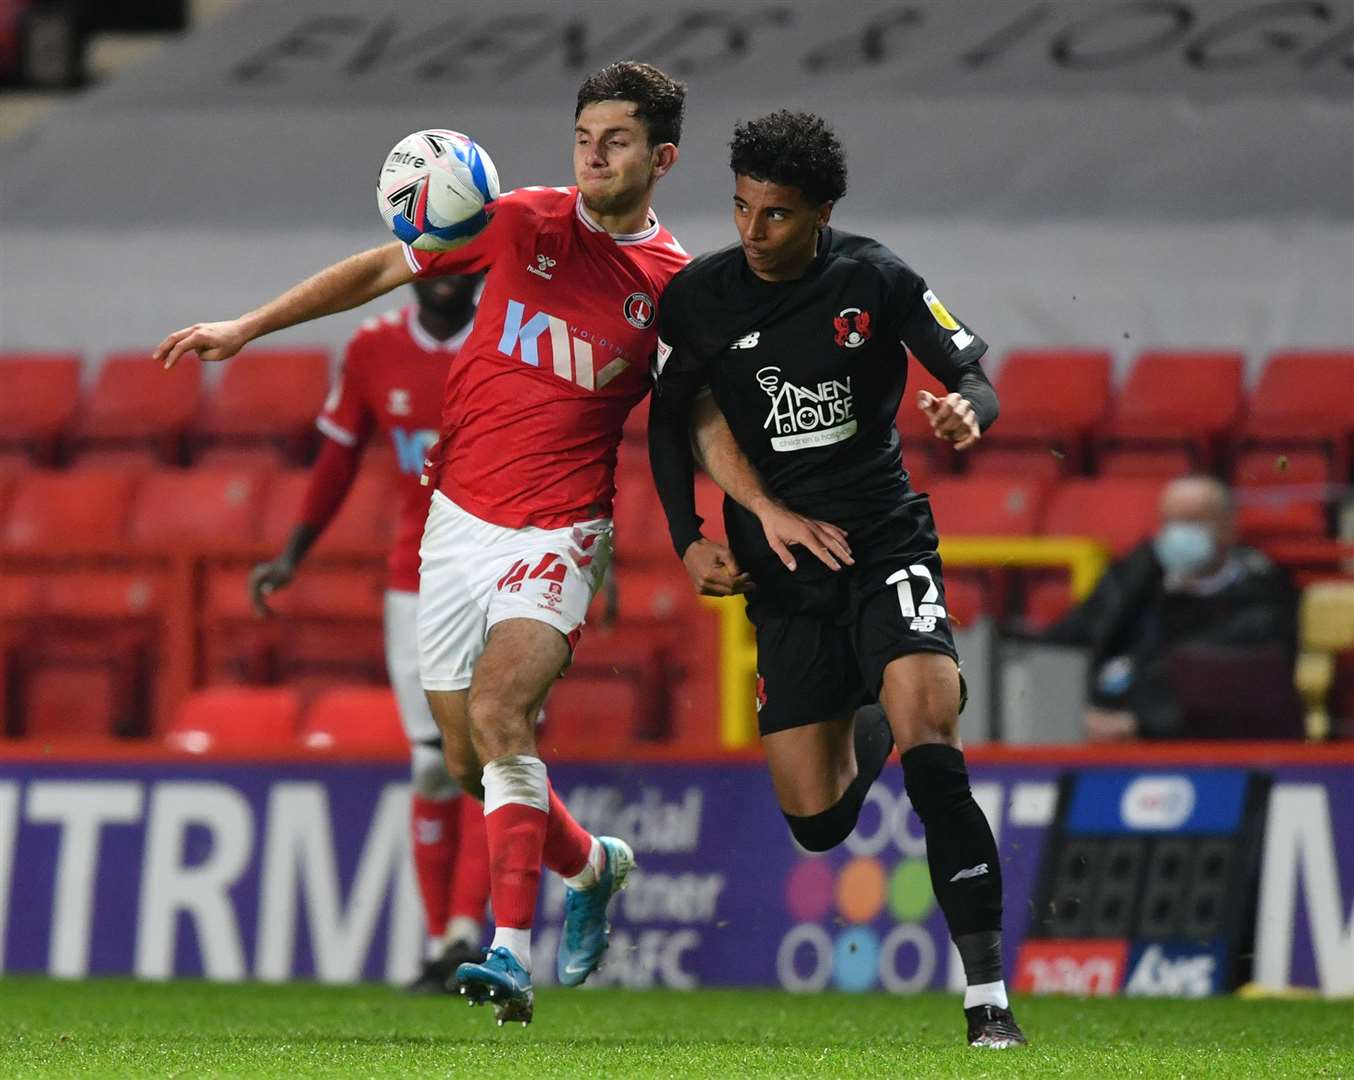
[648,111,1026,1049]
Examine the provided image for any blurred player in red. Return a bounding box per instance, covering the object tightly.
[247,274,491,993]
[154,62,788,1025]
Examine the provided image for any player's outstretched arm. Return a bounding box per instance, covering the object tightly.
[689,395,853,575]
[649,379,752,596]
[154,242,414,369]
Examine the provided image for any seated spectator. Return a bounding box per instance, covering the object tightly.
[1043,475,1297,740]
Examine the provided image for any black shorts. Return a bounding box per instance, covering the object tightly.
[739,497,959,736]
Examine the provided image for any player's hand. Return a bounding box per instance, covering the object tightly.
[918,390,981,451]
[248,557,296,617]
[755,502,853,573]
[682,538,755,597]
[154,319,251,369]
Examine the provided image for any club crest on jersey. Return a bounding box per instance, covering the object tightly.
[387,388,411,416]
[834,307,871,349]
[623,292,655,329]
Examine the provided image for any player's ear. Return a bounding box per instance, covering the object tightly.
[816,200,834,229]
[651,142,679,181]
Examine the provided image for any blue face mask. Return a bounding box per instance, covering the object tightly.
[1153,521,1216,577]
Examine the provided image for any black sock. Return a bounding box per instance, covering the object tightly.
[901,743,1004,980]
[783,706,894,852]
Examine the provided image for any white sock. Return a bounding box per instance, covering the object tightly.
[964,980,1009,1009]
[444,916,481,949]
[481,754,549,814]
[491,927,533,971]
[562,836,605,891]
[425,936,444,961]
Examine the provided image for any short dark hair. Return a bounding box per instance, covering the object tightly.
[729,110,847,205]
[575,61,686,147]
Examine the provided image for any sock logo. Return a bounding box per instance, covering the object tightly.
[949,862,989,883]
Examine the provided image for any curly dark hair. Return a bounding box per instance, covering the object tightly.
[575,61,686,147]
[729,110,847,205]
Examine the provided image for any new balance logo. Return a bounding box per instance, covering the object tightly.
[949,863,989,882]
[730,331,760,350]
[528,254,557,280]
[497,298,629,390]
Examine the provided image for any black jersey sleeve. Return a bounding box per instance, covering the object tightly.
[893,274,999,432]
[647,292,710,558]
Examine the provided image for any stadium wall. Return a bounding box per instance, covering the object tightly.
[3,218,1351,378]
[0,745,1349,998]
[4,0,1351,371]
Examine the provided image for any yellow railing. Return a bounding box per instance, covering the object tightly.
[706,536,1111,748]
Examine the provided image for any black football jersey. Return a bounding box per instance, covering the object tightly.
[650,227,997,552]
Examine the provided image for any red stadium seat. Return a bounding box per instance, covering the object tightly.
[942,573,989,626]
[2,468,139,548]
[201,562,385,686]
[193,445,291,470]
[968,349,1111,472]
[72,352,202,463]
[897,364,953,477]
[964,447,1067,480]
[603,566,700,623]
[259,469,393,552]
[1233,448,1330,539]
[1041,478,1165,555]
[301,686,405,752]
[541,674,645,755]
[166,686,302,753]
[1097,446,1195,478]
[612,465,669,565]
[128,466,270,549]
[0,353,81,464]
[68,446,162,471]
[21,664,124,740]
[1234,448,1330,487]
[5,567,172,738]
[1098,351,1243,471]
[196,347,331,463]
[1024,576,1075,630]
[1238,350,1354,474]
[928,477,1049,536]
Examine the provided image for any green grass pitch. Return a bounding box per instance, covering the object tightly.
[1,978,1351,1078]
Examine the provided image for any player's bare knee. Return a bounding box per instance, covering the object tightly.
[882,654,962,753]
[466,689,537,761]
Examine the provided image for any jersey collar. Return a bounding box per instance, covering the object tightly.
[406,306,473,353]
[575,193,660,245]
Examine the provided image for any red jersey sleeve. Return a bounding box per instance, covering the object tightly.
[316,333,375,449]
[401,188,528,278]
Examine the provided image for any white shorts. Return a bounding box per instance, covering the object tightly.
[383,589,439,744]
[417,491,613,693]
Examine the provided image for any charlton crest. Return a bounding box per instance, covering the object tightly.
[623,292,655,329]
[834,307,871,348]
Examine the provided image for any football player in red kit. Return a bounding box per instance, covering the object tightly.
[155,62,772,1026]
[248,274,491,993]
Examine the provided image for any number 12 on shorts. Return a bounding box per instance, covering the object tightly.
[886,565,946,633]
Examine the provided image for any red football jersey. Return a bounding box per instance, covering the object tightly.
[404,186,688,530]
[318,306,469,591]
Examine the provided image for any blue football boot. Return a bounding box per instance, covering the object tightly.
[454,946,534,1027]
[556,836,635,987]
